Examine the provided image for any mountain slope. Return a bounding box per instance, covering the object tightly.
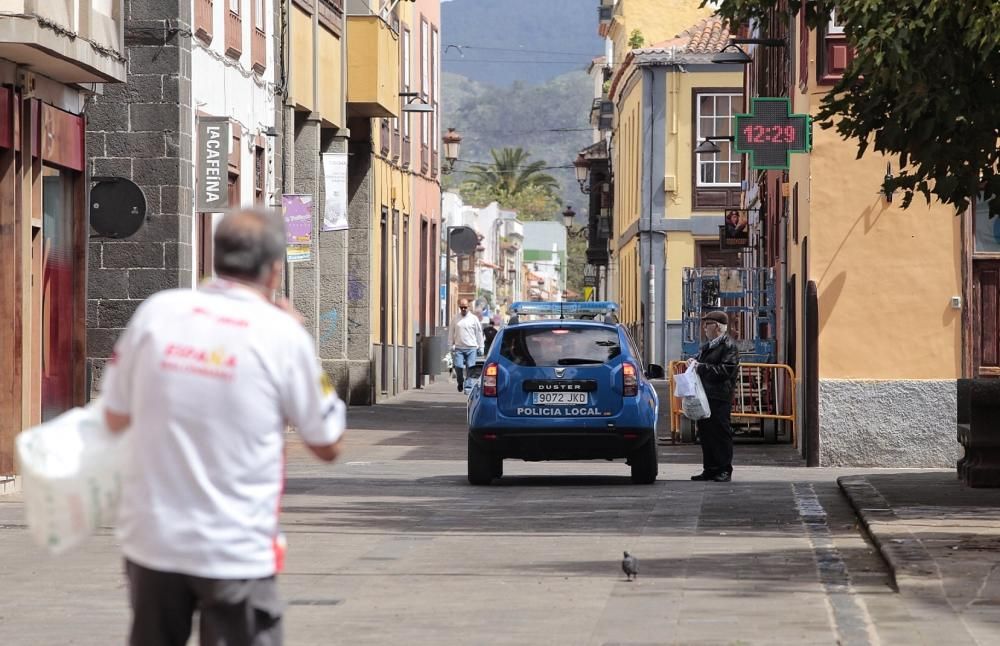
[442,0,603,86]
[442,70,595,214]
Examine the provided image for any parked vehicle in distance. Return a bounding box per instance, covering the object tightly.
[466,302,664,485]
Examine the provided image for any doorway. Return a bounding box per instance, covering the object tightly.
[971,260,1000,377]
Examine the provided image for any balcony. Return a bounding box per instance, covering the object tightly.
[225,8,243,59]
[251,25,266,72]
[590,99,614,131]
[346,15,400,118]
[598,0,614,37]
[195,0,213,43]
[0,0,125,83]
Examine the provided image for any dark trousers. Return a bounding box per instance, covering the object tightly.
[696,399,733,475]
[125,559,283,646]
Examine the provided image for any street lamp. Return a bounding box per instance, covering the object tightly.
[442,127,462,174]
[574,154,591,194]
[562,205,576,229]
[694,135,735,155]
[712,38,787,65]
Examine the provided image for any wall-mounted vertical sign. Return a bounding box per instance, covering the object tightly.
[720,209,750,248]
[196,117,231,212]
[321,152,349,231]
[282,194,313,263]
[733,98,811,170]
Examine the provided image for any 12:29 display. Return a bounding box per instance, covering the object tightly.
[742,125,798,144]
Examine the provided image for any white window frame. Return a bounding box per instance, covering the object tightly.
[402,28,411,139]
[230,0,240,14]
[431,27,439,153]
[828,9,845,34]
[254,0,264,30]
[696,92,742,188]
[421,20,430,99]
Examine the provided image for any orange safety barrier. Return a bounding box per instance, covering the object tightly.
[666,360,796,445]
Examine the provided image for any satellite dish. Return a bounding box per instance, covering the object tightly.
[90,178,147,239]
[448,226,478,254]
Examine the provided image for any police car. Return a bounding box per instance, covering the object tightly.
[466,302,664,485]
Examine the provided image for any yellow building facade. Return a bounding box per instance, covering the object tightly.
[743,12,963,466]
[607,17,741,365]
[346,0,442,402]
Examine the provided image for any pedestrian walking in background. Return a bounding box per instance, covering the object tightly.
[101,208,347,646]
[483,317,499,355]
[689,310,740,482]
[449,298,484,392]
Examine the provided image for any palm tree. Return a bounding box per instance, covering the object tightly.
[464,147,559,199]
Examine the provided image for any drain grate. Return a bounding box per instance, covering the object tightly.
[288,599,342,606]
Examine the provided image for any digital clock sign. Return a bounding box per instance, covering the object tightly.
[734,98,812,170]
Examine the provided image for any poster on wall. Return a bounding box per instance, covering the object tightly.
[282,194,313,263]
[720,209,750,249]
[321,152,349,232]
[196,117,231,212]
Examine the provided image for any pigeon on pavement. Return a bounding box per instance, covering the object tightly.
[621,551,638,581]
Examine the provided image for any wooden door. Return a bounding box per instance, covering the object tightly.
[972,260,1000,377]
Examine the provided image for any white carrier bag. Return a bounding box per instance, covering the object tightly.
[15,400,126,555]
[680,363,712,421]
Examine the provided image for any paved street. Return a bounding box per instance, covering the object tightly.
[0,382,995,645]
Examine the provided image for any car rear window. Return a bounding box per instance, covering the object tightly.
[499,326,621,367]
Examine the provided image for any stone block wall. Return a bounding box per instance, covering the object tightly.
[86,1,193,394]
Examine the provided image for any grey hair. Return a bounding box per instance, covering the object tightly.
[213,208,287,282]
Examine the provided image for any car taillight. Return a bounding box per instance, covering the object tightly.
[483,362,499,397]
[623,362,638,397]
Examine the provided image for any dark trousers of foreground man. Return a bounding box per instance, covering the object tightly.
[126,560,282,646]
[696,399,733,476]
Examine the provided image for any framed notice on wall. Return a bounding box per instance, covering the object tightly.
[282,194,313,263]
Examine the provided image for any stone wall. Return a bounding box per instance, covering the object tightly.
[86,0,193,395]
[818,379,959,467]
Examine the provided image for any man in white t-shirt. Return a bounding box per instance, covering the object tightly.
[448,298,484,392]
[101,208,346,646]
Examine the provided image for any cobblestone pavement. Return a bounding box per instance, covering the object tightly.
[0,382,994,645]
[840,472,1000,646]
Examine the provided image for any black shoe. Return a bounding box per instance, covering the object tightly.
[690,472,712,481]
[457,383,464,392]
[713,472,732,482]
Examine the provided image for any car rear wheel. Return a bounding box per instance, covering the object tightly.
[468,435,500,485]
[630,438,658,484]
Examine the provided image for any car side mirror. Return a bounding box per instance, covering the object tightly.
[645,364,665,380]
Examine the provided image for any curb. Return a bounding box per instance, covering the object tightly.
[837,475,946,598]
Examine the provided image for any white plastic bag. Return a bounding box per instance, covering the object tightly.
[681,366,712,421]
[673,363,697,398]
[15,400,125,555]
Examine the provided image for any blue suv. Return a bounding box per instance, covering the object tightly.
[467,302,664,485]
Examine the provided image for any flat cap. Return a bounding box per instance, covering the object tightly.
[702,310,728,325]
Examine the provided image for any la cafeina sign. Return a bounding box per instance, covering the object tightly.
[197,117,231,212]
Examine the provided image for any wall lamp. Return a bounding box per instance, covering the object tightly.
[694,135,735,155]
[881,162,896,203]
[712,38,787,65]
[574,153,591,194]
[400,91,433,113]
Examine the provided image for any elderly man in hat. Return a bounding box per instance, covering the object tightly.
[688,310,740,482]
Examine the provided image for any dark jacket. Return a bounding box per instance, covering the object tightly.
[696,335,740,402]
[483,325,498,352]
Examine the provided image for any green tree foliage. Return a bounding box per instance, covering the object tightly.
[464,148,560,201]
[459,183,562,223]
[706,0,1000,216]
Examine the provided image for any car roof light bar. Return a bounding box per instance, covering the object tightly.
[509,301,620,319]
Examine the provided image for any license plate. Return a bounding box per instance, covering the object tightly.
[532,392,588,405]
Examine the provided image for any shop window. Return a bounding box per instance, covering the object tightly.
[255,143,265,205]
